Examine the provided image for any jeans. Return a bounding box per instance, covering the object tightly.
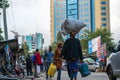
[26,67,32,76]
[34,64,40,77]
[67,60,79,79]
[46,62,51,79]
[57,69,61,80]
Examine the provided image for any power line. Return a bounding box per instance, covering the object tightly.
[6,11,13,27]
[9,0,16,31]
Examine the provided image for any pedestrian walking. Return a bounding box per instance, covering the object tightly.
[40,55,44,72]
[60,32,83,80]
[53,42,63,80]
[34,49,42,77]
[26,55,32,76]
[44,46,54,80]
[43,49,48,72]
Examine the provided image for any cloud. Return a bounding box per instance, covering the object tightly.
[6,0,50,47]
[111,16,120,42]
[1,0,120,48]
[110,0,120,43]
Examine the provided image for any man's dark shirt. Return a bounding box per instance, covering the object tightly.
[26,57,32,68]
[61,38,83,61]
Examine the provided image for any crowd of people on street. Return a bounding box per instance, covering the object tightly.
[0,31,85,80]
[24,32,83,80]
[0,32,108,80]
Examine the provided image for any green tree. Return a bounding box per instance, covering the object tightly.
[21,42,29,57]
[0,28,4,41]
[40,49,44,55]
[50,41,57,53]
[0,0,9,8]
[80,28,114,55]
[57,31,64,43]
[50,31,64,53]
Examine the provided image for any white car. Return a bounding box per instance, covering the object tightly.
[106,41,120,80]
[61,58,99,72]
[83,58,99,72]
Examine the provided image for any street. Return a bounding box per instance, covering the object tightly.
[26,71,120,80]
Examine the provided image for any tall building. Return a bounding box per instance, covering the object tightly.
[94,0,110,31]
[50,0,66,43]
[50,0,110,43]
[35,33,43,50]
[21,35,25,43]
[25,33,43,52]
[26,35,33,52]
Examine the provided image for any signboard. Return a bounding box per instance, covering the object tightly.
[97,36,101,58]
[88,36,101,54]
[100,43,107,56]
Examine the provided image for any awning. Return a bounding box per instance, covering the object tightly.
[0,39,18,53]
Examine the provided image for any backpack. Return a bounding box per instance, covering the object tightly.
[31,55,35,62]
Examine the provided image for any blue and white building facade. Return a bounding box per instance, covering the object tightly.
[25,33,43,52]
[50,0,110,42]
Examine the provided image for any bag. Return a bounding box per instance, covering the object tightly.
[37,65,40,74]
[31,55,35,62]
[47,63,57,77]
[61,19,86,35]
[78,63,91,77]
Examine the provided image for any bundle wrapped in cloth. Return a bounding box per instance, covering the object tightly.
[61,19,86,35]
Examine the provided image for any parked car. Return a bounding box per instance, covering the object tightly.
[83,58,99,72]
[106,41,120,80]
[61,58,99,72]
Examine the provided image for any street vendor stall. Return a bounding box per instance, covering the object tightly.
[0,75,20,80]
[0,39,20,79]
[0,39,18,53]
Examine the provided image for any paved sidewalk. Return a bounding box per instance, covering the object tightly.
[25,72,46,80]
[24,71,109,80]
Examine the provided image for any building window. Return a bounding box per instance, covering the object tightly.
[68,15,77,19]
[101,7,106,10]
[79,9,83,12]
[68,0,77,4]
[79,0,83,2]
[85,19,89,22]
[68,5,77,10]
[101,1,106,5]
[79,4,83,7]
[84,3,88,6]
[101,12,106,15]
[102,23,106,27]
[102,18,106,21]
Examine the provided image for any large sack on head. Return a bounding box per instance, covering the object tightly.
[61,19,86,35]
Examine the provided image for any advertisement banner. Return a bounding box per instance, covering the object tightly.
[100,43,107,57]
[97,36,101,58]
[88,36,101,55]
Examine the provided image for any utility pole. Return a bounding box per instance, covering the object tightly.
[2,0,8,40]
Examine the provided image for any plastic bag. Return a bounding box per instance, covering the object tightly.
[37,65,40,74]
[47,63,57,77]
[78,62,91,77]
[61,19,86,35]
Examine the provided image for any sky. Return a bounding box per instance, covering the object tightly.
[0,0,120,48]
